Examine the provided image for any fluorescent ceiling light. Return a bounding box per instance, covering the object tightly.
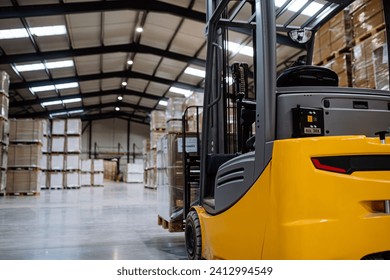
[0,25,66,39]
[63,97,82,104]
[41,100,62,107]
[41,97,81,107]
[169,86,193,97]
[227,42,253,57]
[31,82,78,93]
[69,109,83,114]
[31,85,55,93]
[55,82,78,90]
[50,112,67,117]
[185,67,206,78]
[158,100,168,107]
[15,60,74,72]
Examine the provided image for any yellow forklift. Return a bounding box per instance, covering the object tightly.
[183,0,390,259]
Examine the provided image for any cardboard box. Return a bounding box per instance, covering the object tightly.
[40,171,47,189]
[0,94,8,119]
[125,173,144,183]
[150,110,166,131]
[93,159,104,172]
[0,169,6,193]
[324,53,352,87]
[49,172,63,189]
[65,154,80,170]
[52,119,66,135]
[51,136,65,152]
[8,144,42,168]
[166,97,184,121]
[66,119,81,135]
[50,154,64,170]
[9,119,44,143]
[81,159,92,172]
[65,171,80,187]
[0,119,9,145]
[92,172,104,186]
[352,30,387,89]
[40,153,48,170]
[42,136,49,153]
[0,145,7,169]
[66,136,81,153]
[7,169,40,194]
[81,173,91,186]
[0,71,10,95]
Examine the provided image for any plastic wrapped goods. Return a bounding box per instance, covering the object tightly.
[7,169,40,194]
[8,144,42,168]
[150,110,166,131]
[9,119,44,143]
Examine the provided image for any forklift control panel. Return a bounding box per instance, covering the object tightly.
[292,106,324,138]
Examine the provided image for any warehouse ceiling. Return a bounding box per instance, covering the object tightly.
[0,0,307,124]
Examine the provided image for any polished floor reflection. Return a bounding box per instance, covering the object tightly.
[0,181,186,260]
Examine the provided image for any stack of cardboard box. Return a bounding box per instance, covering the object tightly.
[7,119,43,195]
[351,0,388,90]
[0,72,9,195]
[313,9,353,87]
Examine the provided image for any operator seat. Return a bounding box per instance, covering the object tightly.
[277,65,338,87]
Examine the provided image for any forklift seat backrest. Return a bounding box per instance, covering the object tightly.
[276,65,338,87]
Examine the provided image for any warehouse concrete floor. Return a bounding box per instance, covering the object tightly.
[0,181,186,260]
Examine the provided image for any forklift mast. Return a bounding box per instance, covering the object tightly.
[198,0,361,214]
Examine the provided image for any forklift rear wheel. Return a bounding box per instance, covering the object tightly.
[185,211,202,260]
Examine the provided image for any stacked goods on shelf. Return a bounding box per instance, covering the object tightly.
[313,9,353,87]
[7,119,43,195]
[49,119,65,189]
[80,159,92,186]
[142,139,150,187]
[40,119,50,189]
[182,92,204,132]
[49,119,82,189]
[157,132,199,232]
[124,163,144,183]
[166,97,184,133]
[92,159,104,186]
[65,119,81,188]
[146,110,166,189]
[103,160,116,181]
[0,72,9,195]
[350,0,388,90]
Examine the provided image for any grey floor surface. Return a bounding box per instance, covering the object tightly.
[0,181,186,260]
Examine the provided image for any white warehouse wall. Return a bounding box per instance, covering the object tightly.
[81,118,149,174]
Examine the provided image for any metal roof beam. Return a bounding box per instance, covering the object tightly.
[10,70,203,91]
[11,101,152,118]
[80,112,149,124]
[0,43,206,67]
[0,0,206,22]
[9,89,160,108]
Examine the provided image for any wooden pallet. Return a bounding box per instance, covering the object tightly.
[315,47,351,66]
[6,192,40,196]
[351,23,386,45]
[157,215,184,232]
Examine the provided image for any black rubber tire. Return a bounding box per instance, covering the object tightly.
[185,211,202,260]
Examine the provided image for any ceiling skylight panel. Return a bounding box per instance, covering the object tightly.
[302,2,324,16]
[15,60,74,72]
[0,25,67,40]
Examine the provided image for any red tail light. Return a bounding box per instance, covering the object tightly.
[311,158,347,174]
